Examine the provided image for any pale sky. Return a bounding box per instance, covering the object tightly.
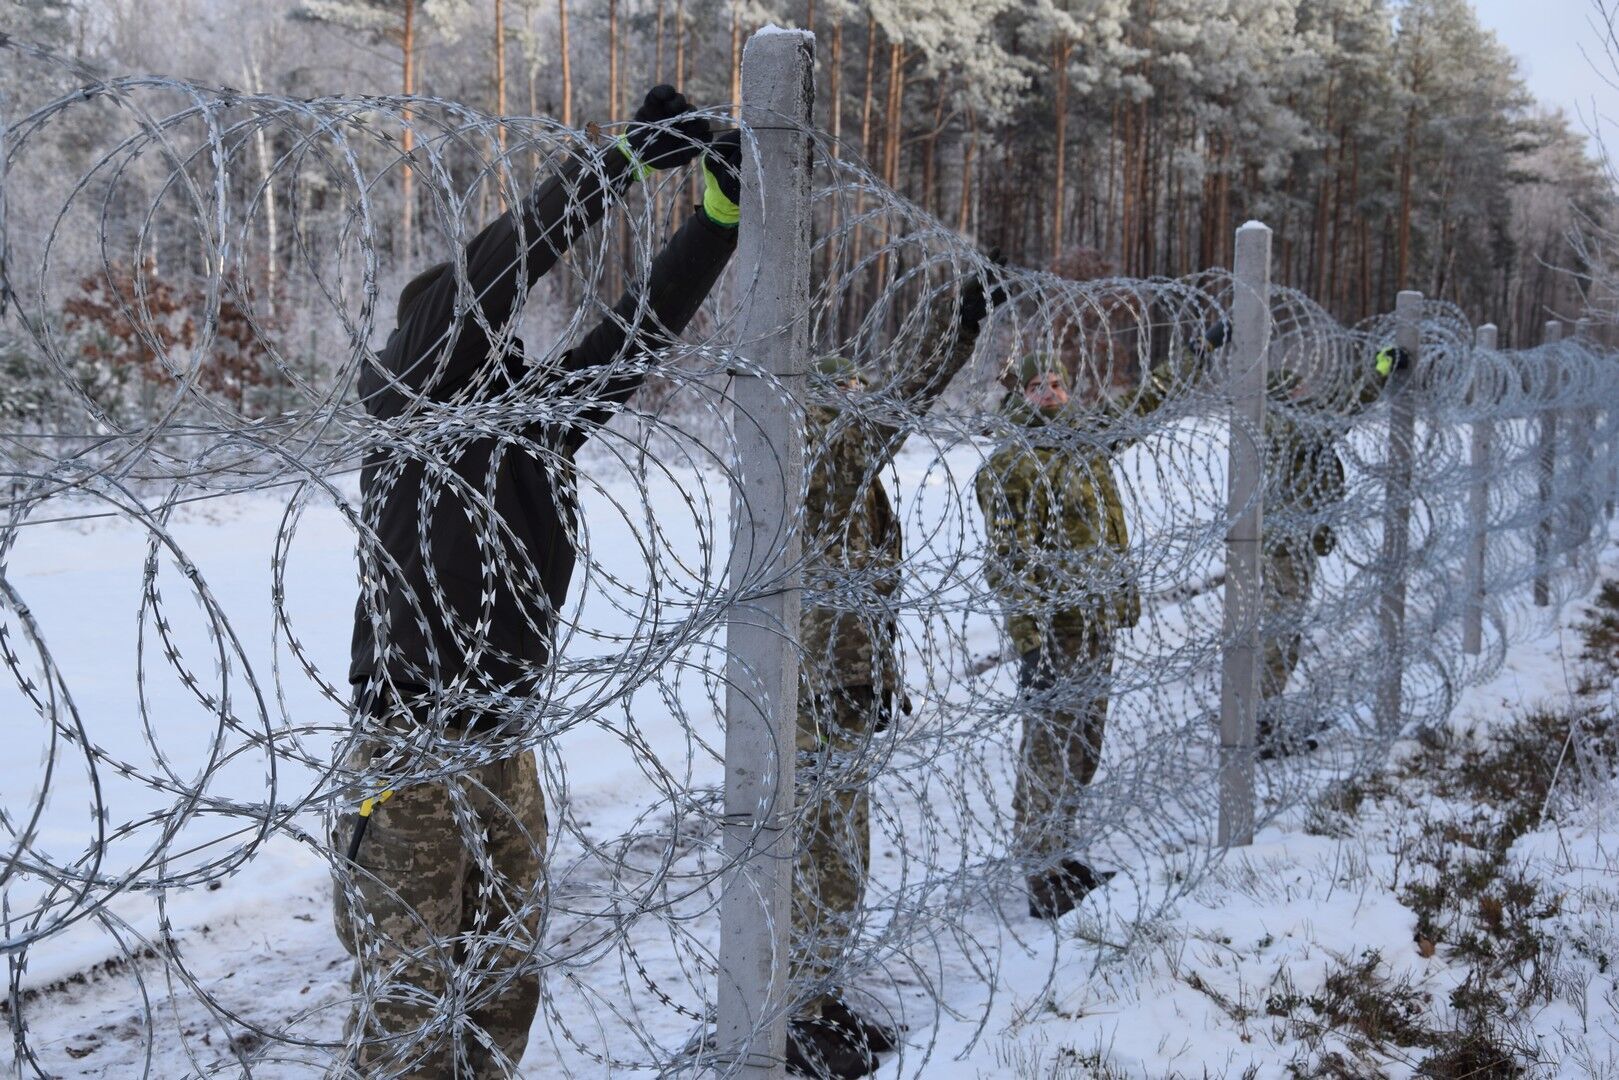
[1474,0,1613,145]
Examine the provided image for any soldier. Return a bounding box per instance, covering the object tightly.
[333,90,740,1077]
[1257,343,1404,756]
[975,327,1217,920]
[786,257,1005,1079]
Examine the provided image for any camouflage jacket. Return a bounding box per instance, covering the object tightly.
[800,284,988,692]
[975,356,1196,654]
[1263,360,1389,560]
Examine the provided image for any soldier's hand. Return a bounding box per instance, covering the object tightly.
[1375,345,1412,377]
[1187,317,1227,360]
[621,85,710,175]
[960,247,1009,328]
[1310,522,1336,558]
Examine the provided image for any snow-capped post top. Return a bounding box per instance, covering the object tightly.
[752,23,816,42]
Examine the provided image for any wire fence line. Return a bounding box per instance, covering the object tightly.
[1,29,1616,1078]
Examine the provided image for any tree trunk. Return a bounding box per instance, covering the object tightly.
[558,0,572,127]
[243,57,279,307]
[1104,102,1119,261]
[676,0,686,88]
[493,0,508,213]
[874,41,904,327]
[495,0,507,140]
[1052,37,1071,265]
[1141,98,1156,274]
[402,0,416,261]
[958,105,976,235]
[1120,101,1134,275]
[860,13,877,163]
[655,0,665,83]
[608,0,619,119]
[881,40,902,190]
[527,0,540,169]
[1397,106,1417,288]
[1312,81,1336,297]
[730,3,741,117]
[922,79,944,217]
[1328,127,1351,311]
[829,17,842,153]
[842,14,879,337]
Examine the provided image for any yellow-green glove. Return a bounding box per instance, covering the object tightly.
[702,129,742,227]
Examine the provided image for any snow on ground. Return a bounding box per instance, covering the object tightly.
[3,428,1615,1077]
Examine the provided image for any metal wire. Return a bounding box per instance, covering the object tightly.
[1,37,1615,1077]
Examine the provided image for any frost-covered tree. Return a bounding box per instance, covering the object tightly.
[2,0,1611,367]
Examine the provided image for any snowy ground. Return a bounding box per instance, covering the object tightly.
[4,433,1615,1078]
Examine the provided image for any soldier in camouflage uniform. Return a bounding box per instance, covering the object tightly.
[1257,345,1401,755]
[330,698,549,1077]
[975,332,1214,919]
[787,260,1003,1079]
[331,92,738,1077]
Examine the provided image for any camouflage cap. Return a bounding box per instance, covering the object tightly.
[815,353,858,378]
[814,353,880,387]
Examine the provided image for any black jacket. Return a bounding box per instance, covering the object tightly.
[348,149,738,708]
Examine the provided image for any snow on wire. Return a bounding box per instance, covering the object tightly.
[0,35,1615,1078]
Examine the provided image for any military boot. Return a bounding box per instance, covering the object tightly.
[1027,858,1115,919]
[819,993,900,1054]
[785,1015,878,1079]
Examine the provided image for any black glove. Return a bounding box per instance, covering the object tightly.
[874,687,913,734]
[623,85,710,173]
[960,247,1009,328]
[1187,317,1228,359]
[1310,522,1337,558]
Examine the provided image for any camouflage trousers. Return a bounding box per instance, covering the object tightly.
[791,683,883,1017]
[330,711,548,1078]
[1012,626,1113,865]
[1260,549,1315,701]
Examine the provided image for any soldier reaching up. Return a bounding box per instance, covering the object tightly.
[786,253,1006,1079]
[334,88,741,1077]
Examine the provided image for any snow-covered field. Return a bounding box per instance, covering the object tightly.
[4,424,1615,1077]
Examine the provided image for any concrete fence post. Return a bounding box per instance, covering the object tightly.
[1534,320,1561,607]
[716,27,814,1078]
[1462,323,1496,657]
[1218,221,1271,848]
[1375,292,1421,736]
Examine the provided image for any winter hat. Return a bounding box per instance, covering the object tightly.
[1016,352,1068,389]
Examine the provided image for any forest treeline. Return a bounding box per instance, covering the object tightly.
[1,0,1612,421]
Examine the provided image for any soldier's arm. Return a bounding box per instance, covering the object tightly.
[975,455,1021,598]
[1126,332,1217,420]
[1089,331,1216,452]
[360,146,634,419]
[866,259,1004,464]
[555,205,739,452]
